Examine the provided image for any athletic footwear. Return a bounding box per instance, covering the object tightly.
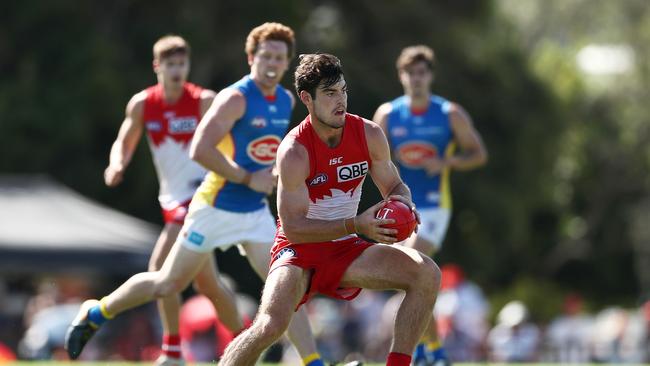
[343,362,363,366]
[64,299,100,360]
[154,355,186,366]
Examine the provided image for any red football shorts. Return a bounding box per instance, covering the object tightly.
[269,235,374,309]
[161,200,191,224]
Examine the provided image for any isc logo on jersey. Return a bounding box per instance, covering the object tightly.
[169,117,198,134]
[247,135,281,165]
[397,141,438,168]
[337,161,368,182]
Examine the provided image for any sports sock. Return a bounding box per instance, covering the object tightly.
[387,352,411,366]
[413,343,427,360]
[87,299,113,328]
[161,334,182,359]
[302,352,325,366]
[427,340,448,361]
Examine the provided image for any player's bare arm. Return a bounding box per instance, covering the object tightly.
[276,137,398,244]
[446,102,488,170]
[190,88,275,194]
[364,119,420,226]
[104,92,146,187]
[198,89,217,116]
[372,102,392,135]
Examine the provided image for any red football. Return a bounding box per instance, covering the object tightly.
[375,200,417,241]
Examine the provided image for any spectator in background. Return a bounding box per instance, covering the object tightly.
[546,293,594,363]
[433,264,489,362]
[178,291,257,362]
[487,300,540,362]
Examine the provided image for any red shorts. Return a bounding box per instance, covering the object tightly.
[269,235,374,309]
[161,200,191,224]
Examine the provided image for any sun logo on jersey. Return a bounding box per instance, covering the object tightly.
[397,141,438,168]
[247,135,281,165]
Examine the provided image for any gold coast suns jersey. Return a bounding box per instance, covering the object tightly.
[386,95,455,209]
[194,75,292,212]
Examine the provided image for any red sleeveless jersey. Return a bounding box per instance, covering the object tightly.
[142,82,207,209]
[275,113,372,245]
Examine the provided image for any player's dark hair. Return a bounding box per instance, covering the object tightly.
[294,53,344,99]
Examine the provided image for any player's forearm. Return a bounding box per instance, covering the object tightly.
[384,181,412,201]
[191,146,248,184]
[281,216,355,244]
[108,141,135,171]
[448,150,488,171]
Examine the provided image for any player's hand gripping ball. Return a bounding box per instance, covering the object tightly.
[376,200,417,241]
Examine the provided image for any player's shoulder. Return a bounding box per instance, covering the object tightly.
[215,87,246,106]
[375,102,394,116]
[127,90,148,115]
[199,88,216,100]
[280,86,295,105]
[277,133,308,166]
[361,115,386,140]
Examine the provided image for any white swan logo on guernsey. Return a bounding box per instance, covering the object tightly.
[247,135,281,165]
[275,247,296,260]
[397,141,438,168]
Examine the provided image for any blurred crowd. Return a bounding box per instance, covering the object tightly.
[1,264,649,364]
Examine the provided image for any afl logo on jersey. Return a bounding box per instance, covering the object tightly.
[251,117,267,128]
[337,161,369,182]
[247,135,281,165]
[397,141,437,168]
[309,173,328,186]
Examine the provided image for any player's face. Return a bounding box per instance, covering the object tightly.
[399,61,433,98]
[249,40,290,90]
[312,77,348,129]
[155,53,190,87]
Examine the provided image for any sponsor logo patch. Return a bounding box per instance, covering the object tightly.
[309,173,328,186]
[337,161,368,182]
[187,231,205,246]
[247,135,281,164]
[169,117,198,134]
[397,141,438,168]
[146,121,162,131]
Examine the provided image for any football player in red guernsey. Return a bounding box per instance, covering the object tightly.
[81,35,241,366]
[220,53,441,366]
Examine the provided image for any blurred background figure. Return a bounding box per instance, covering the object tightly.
[18,278,92,360]
[178,278,258,362]
[545,293,594,363]
[590,306,628,363]
[487,300,540,362]
[433,264,489,362]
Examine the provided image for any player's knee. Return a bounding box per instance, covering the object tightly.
[255,314,290,341]
[153,276,187,298]
[414,256,441,296]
